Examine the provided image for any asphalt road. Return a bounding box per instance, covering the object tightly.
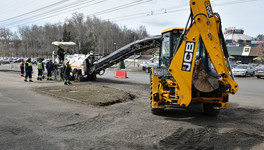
[0,67,263,149]
[231,76,264,108]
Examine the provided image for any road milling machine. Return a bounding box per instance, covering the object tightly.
[151,0,239,115]
[51,41,98,81]
[51,38,161,82]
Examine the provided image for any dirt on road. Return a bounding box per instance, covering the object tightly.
[158,107,264,150]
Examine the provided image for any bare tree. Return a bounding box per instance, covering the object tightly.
[0,28,13,57]
[13,13,149,58]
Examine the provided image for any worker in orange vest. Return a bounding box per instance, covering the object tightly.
[20,59,24,77]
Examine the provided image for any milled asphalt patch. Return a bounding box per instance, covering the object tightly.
[35,84,135,106]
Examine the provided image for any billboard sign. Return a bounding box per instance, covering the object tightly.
[242,46,251,56]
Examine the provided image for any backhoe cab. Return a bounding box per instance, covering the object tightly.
[151,0,239,115]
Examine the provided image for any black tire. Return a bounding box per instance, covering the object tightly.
[151,108,165,115]
[203,103,220,116]
[91,74,97,80]
[70,75,74,81]
[245,72,248,77]
[257,76,261,79]
[72,70,82,82]
[87,73,97,81]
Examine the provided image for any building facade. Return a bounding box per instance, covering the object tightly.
[224,27,264,64]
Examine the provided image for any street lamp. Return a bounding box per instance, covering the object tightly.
[114,42,116,51]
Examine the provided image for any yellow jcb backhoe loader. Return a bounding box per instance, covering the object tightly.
[151,0,239,115]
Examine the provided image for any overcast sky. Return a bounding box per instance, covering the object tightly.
[0,0,262,37]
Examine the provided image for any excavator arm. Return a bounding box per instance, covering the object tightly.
[168,0,239,107]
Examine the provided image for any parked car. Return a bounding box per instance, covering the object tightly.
[230,61,240,69]
[14,58,23,63]
[42,59,50,64]
[7,58,14,62]
[255,65,264,79]
[142,62,158,73]
[2,58,10,64]
[32,58,38,64]
[232,64,255,77]
[32,58,44,64]
[11,58,17,62]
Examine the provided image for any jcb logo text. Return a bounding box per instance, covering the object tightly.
[205,1,213,18]
[182,42,195,72]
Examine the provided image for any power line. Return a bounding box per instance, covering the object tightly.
[110,0,256,22]
[2,0,147,27]
[0,0,37,15]
[0,0,70,23]
[7,0,107,28]
[2,0,98,27]
[91,0,153,16]
[5,0,152,28]
[109,7,187,20]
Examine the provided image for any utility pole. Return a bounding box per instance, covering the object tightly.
[78,41,81,54]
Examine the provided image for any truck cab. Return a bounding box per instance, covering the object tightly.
[159,27,184,73]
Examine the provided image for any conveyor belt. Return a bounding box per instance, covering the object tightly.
[90,35,161,74]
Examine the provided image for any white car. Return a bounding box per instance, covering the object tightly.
[255,65,264,79]
[232,64,255,77]
[42,59,50,64]
[142,62,159,73]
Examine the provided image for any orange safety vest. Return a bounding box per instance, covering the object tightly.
[20,62,24,66]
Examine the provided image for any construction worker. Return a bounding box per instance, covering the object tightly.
[37,59,45,81]
[24,58,33,82]
[63,60,72,85]
[58,46,65,64]
[46,60,53,80]
[20,59,25,77]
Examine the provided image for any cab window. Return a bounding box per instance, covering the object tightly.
[160,32,171,68]
[172,30,182,50]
